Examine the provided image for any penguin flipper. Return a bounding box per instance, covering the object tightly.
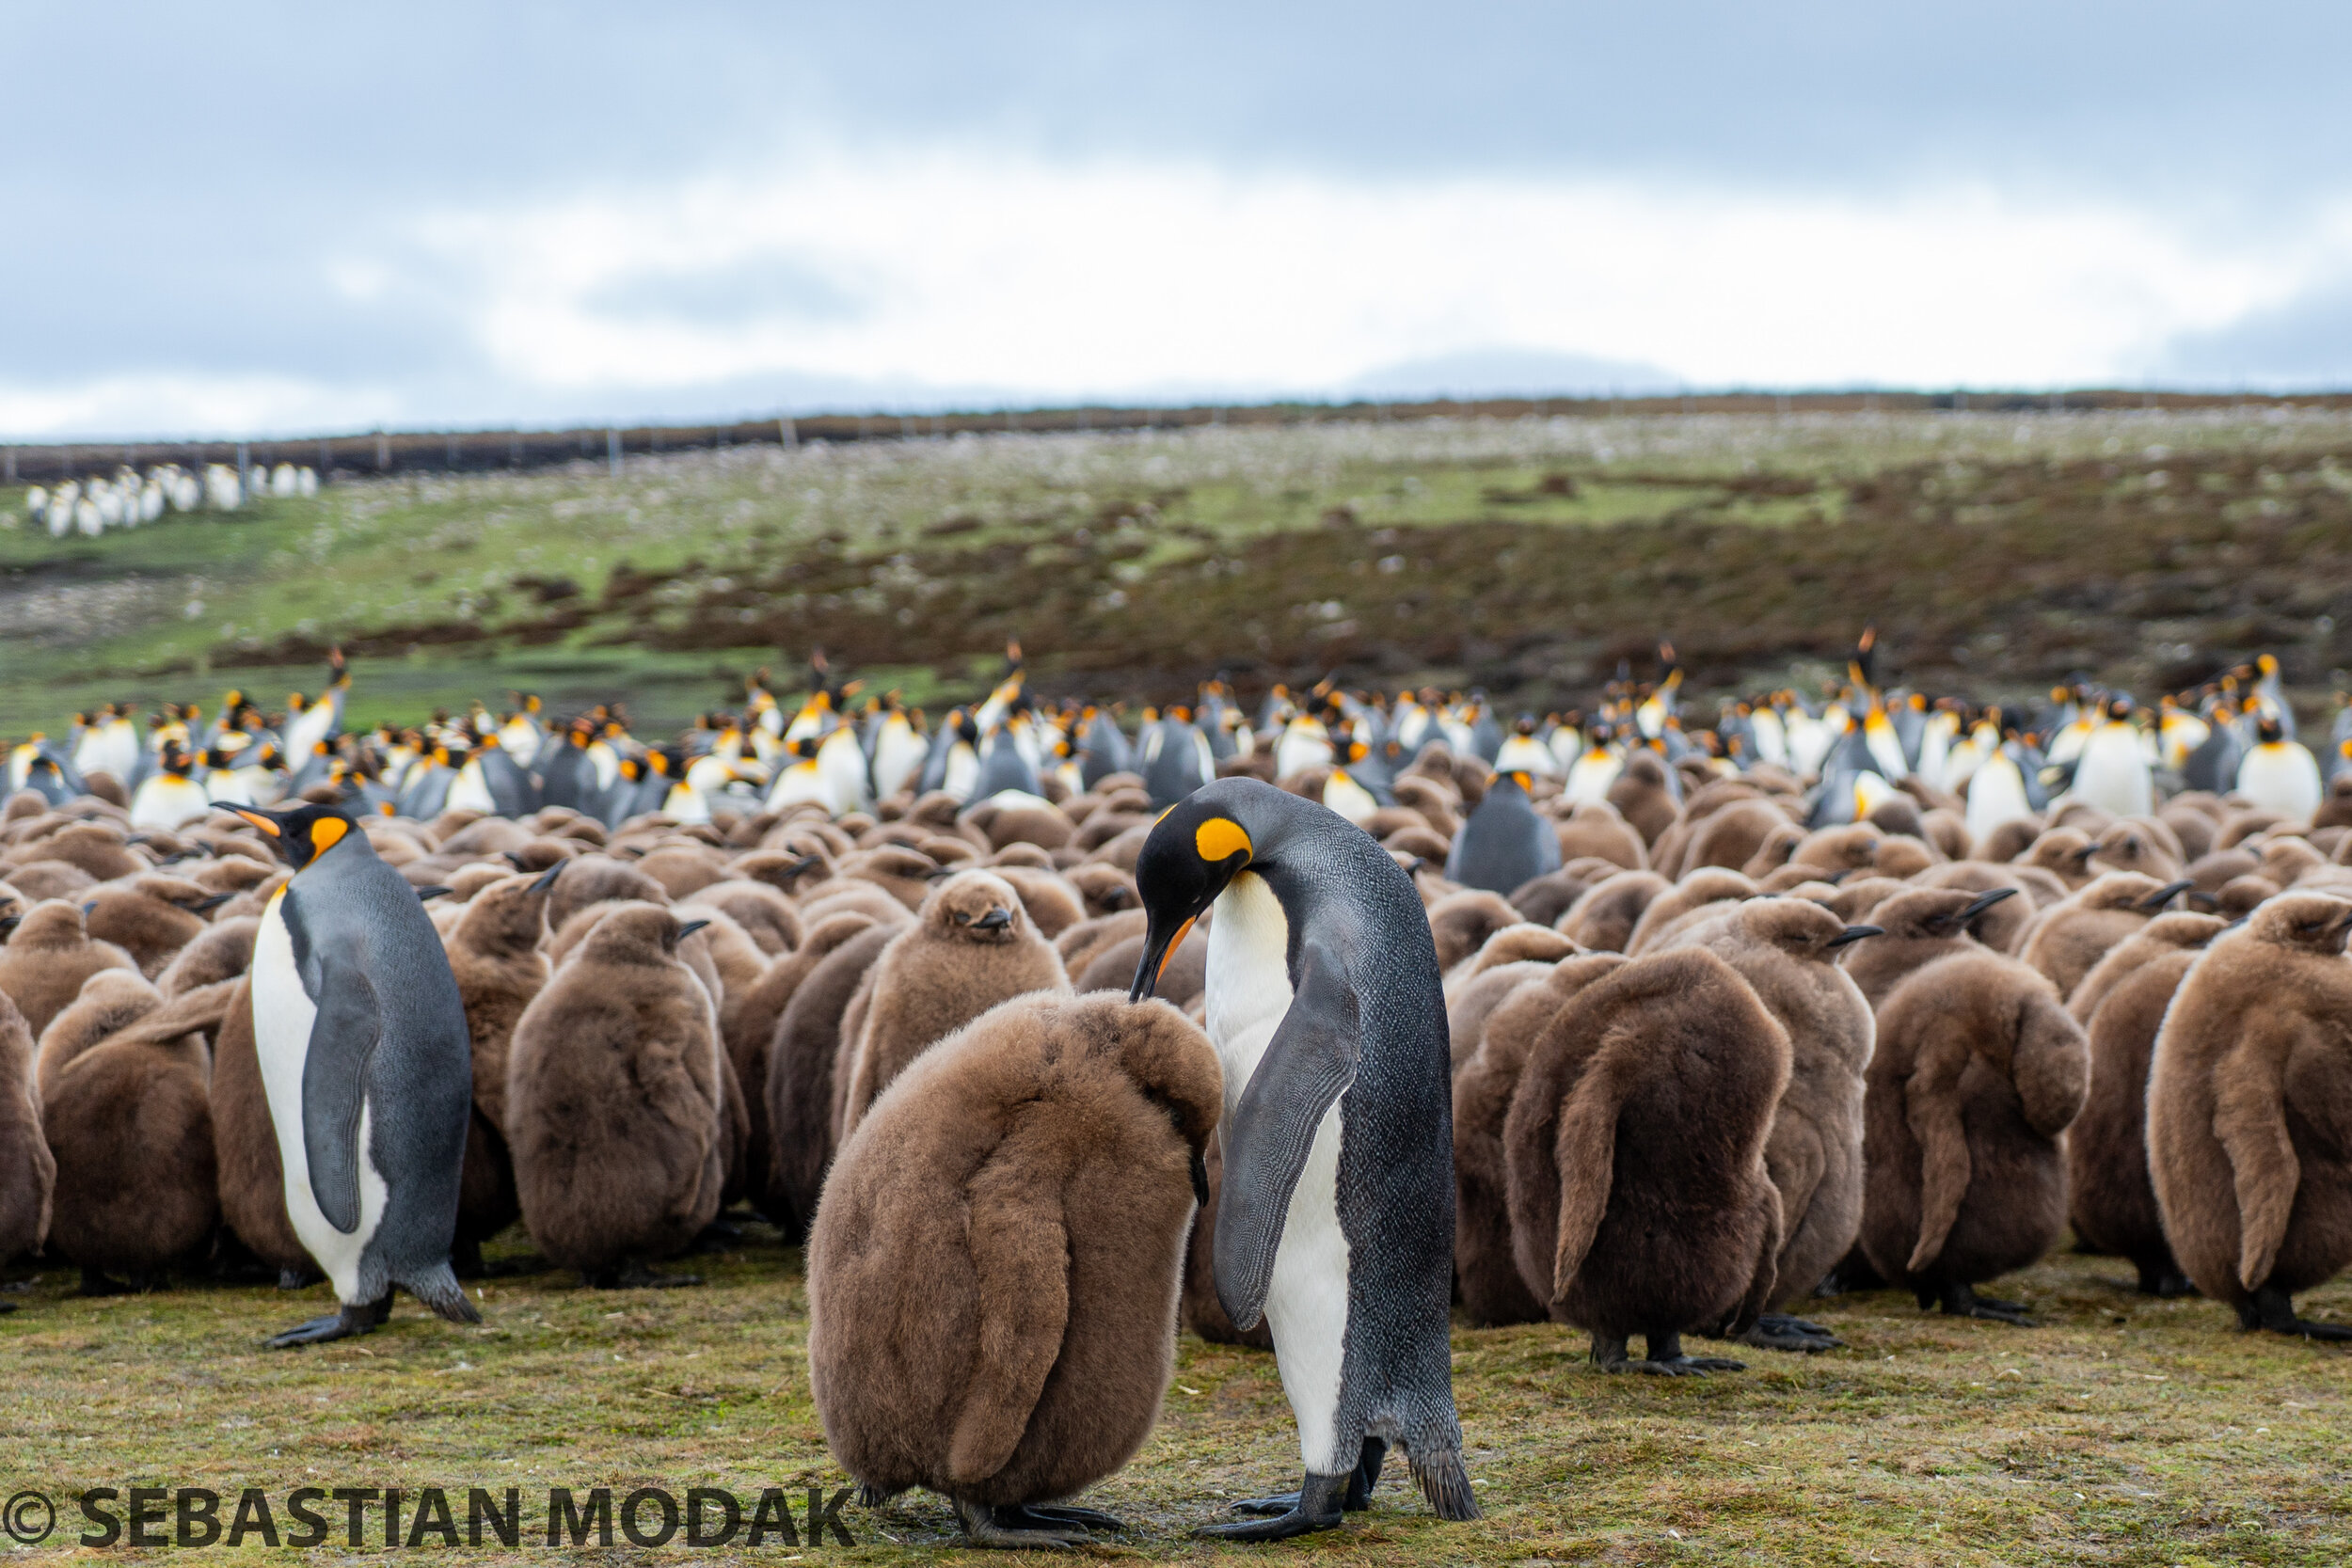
[1214,943,1360,1332]
[946,1162,1069,1486]
[1901,1034,1974,1277]
[2211,1025,2299,1292]
[300,953,382,1235]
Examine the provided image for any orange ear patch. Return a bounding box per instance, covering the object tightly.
[1195,817,1251,863]
[309,817,348,855]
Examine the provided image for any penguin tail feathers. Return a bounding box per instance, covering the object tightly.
[404,1263,482,1324]
[1408,1445,1481,1522]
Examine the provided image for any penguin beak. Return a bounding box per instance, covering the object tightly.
[1130,913,1198,1002]
[415,885,453,902]
[1958,887,2018,926]
[188,892,234,912]
[502,850,527,869]
[218,805,281,837]
[0,916,18,937]
[529,861,566,893]
[2071,843,2098,864]
[974,907,1013,931]
[2140,879,2195,911]
[1826,925,1883,948]
[675,919,711,941]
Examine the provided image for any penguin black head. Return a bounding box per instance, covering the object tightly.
[219,801,360,872]
[1128,792,1263,1000]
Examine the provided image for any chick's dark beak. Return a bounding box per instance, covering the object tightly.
[1826,925,1883,949]
[2140,879,2195,911]
[1959,886,2018,925]
[975,906,1013,931]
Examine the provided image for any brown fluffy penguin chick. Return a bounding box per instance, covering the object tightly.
[443,865,563,1269]
[808,992,1221,1548]
[1909,863,2037,953]
[2066,911,2230,1031]
[0,900,137,1038]
[722,911,875,1221]
[1622,867,1756,957]
[2070,948,2207,1297]
[2089,818,2186,882]
[2015,871,2192,1003]
[1502,948,1789,1373]
[507,904,725,1287]
[1839,885,2017,1009]
[0,990,55,1281]
[82,878,226,976]
[155,915,259,998]
[836,871,1071,1140]
[1425,890,1523,972]
[2147,894,2352,1338]
[1663,898,1880,1350]
[207,974,316,1282]
[1860,951,2089,1323]
[1454,955,1627,1326]
[1557,870,1671,953]
[1606,752,1683,847]
[765,922,898,1239]
[39,974,221,1292]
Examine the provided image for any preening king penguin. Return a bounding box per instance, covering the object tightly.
[1130,779,1477,1540]
[223,801,480,1347]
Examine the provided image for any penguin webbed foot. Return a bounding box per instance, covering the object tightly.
[1593,1332,1745,1375]
[1196,1472,1348,1541]
[1007,1503,1123,1532]
[278,1266,324,1291]
[1234,1437,1385,1515]
[2242,1287,2352,1341]
[1931,1285,2035,1325]
[266,1296,389,1349]
[582,1261,703,1290]
[2137,1265,2198,1299]
[952,1498,1109,1550]
[1736,1312,1844,1354]
[688,1221,742,1254]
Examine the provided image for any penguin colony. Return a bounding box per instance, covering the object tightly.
[10,461,313,539]
[6,635,2352,1543]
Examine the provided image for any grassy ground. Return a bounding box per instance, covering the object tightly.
[3,1225,2346,1565]
[7,408,2352,740]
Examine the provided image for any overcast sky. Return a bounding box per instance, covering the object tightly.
[5,1,2350,437]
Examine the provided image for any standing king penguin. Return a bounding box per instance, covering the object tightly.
[1131,778,1477,1540]
[223,802,480,1348]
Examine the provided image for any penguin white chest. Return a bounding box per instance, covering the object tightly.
[252,894,389,1303]
[1204,871,1356,1476]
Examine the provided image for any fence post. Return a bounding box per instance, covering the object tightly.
[779,416,798,450]
[608,428,621,479]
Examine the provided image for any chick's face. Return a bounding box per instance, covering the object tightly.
[930,873,1021,942]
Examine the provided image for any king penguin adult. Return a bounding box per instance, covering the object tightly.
[1445,769,1560,895]
[221,802,480,1348]
[1131,778,1477,1540]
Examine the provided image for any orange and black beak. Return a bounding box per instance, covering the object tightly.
[1130,913,1198,1001]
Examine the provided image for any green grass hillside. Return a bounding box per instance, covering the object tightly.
[7,408,2350,739]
